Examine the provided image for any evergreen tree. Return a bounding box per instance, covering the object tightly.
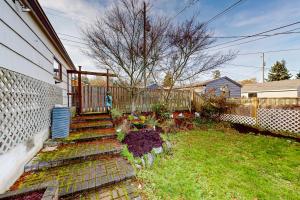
[163,72,173,87]
[296,71,300,79]
[267,60,291,81]
[212,70,221,79]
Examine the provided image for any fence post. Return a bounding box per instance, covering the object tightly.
[78,66,82,114]
[252,97,259,126]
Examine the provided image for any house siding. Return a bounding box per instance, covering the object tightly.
[0,0,72,105]
[0,1,73,193]
[205,77,241,97]
[242,90,299,98]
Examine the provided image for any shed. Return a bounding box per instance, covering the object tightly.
[179,76,242,98]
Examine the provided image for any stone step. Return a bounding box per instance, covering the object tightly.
[61,128,117,143]
[60,180,141,200]
[14,157,135,197]
[25,140,121,172]
[72,114,111,123]
[80,112,108,116]
[70,120,113,131]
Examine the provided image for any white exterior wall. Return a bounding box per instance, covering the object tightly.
[241,93,248,98]
[0,0,72,105]
[0,0,73,193]
[242,90,298,98]
[257,90,298,98]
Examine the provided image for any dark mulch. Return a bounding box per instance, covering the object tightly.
[231,123,300,142]
[123,129,163,157]
[7,190,44,200]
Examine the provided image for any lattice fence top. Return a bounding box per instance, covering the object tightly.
[0,67,62,154]
[220,114,256,126]
[220,109,300,134]
[258,108,300,134]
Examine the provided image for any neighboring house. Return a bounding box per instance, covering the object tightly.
[0,0,75,193]
[179,76,242,98]
[242,79,300,98]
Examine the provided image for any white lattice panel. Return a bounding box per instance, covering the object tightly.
[258,108,300,133]
[0,67,62,154]
[220,114,256,126]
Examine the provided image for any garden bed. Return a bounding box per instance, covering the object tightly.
[231,123,300,142]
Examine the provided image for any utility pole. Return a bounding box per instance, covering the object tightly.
[261,52,265,83]
[143,1,147,88]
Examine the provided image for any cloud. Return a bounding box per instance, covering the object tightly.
[38,0,300,80]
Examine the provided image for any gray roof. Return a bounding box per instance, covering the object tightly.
[242,79,300,92]
[179,76,242,88]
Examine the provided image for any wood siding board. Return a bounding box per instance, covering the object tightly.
[205,77,241,97]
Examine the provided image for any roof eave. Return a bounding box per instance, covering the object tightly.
[24,0,76,70]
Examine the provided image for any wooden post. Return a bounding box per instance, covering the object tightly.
[78,66,82,114]
[106,69,109,113]
[106,69,109,89]
[252,97,259,125]
[67,72,69,107]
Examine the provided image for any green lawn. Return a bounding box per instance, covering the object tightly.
[138,129,300,200]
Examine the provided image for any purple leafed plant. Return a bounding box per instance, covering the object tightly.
[123,129,163,157]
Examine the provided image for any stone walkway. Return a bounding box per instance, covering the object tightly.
[11,113,141,199]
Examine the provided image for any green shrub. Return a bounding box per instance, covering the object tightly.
[146,116,159,127]
[161,112,171,120]
[151,103,167,116]
[139,115,146,123]
[117,131,126,142]
[161,119,177,133]
[121,145,134,163]
[111,108,122,119]
[200,94,237,120]
[128,115,134,121]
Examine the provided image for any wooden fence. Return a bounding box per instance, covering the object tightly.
[192,93,300,133]
[72,86,191,113]
[192,92,300,116]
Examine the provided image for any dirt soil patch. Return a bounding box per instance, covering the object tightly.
[123,129,163,157]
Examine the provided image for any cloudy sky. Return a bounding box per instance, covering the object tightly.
[39,0,300,82]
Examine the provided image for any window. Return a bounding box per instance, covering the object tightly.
[220,85,230,97]
[53,58,62,82]
[248,93,257,98]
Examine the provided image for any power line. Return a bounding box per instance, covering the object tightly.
[58,28,300,43]
[206,0,246,24]
[224,63,298,72]
[237,47,300,56]
[63,42,89,50]
[209,30,300,51]
[171,0,200,19]
[208,21,300,49]
[58,33,83,40]
[60,38,88,45]
[210,30,300,39]
[43,7,92,24]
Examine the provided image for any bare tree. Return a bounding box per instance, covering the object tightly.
[83,0,235,111]
[83,0,169,111]
[160,19,235,102]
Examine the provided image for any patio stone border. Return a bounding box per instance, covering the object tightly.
[0,181,58,200]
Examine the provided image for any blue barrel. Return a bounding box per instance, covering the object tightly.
[51,107,71,139]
